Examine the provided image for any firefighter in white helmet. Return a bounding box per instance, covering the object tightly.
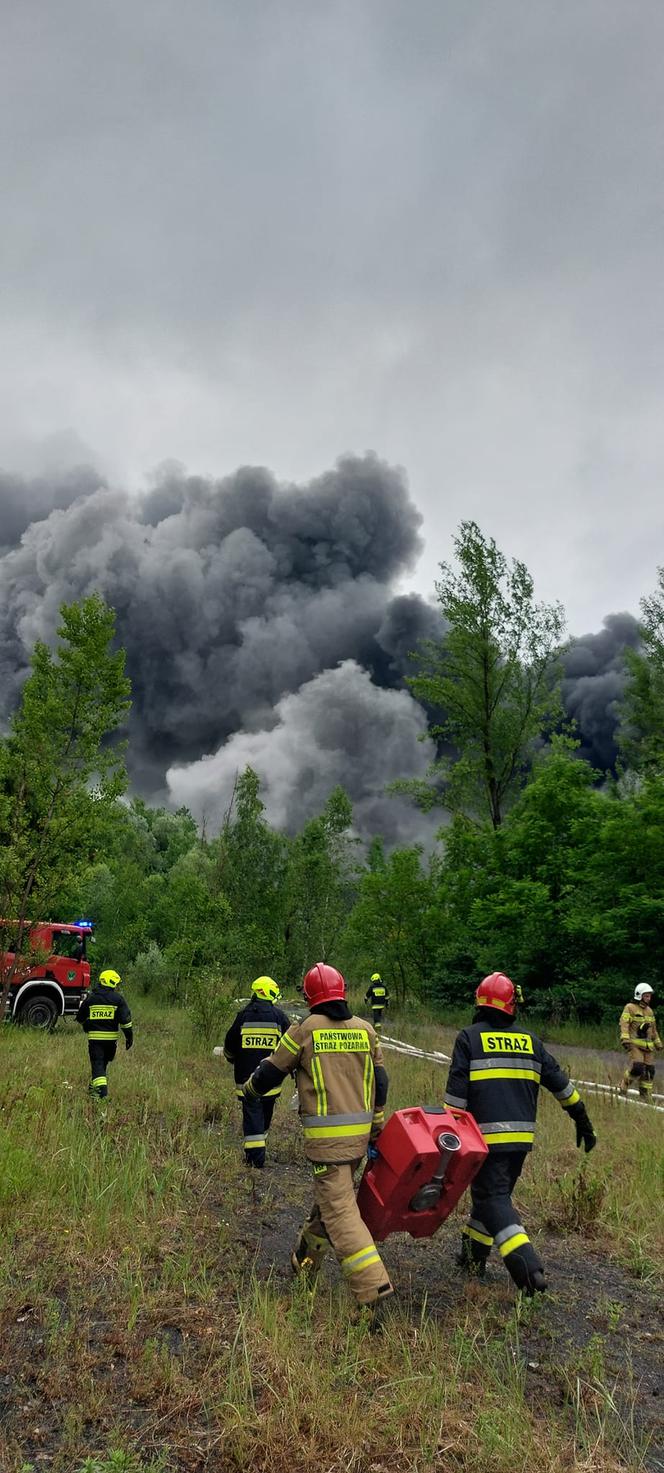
[619,984,662,1100]
[243,962,393,1323]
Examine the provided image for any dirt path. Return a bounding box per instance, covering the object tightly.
[243,1150,664,1471]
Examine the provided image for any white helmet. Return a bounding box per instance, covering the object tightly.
[634,983,654,1002]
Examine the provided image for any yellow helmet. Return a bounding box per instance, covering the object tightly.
[251,975,281,1002]
[99,968,122,989]
[371,972,381,982]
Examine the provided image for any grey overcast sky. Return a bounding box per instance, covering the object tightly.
[1,0,663,632]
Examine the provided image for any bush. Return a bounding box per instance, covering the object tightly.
[186,969,231,1042]
[128,942,171,999]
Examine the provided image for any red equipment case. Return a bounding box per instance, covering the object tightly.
[357,1105,488,1242]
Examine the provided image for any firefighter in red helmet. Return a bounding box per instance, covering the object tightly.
[243,961,393,1322]
[444,972,596,1295]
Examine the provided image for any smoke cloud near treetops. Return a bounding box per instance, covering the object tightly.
[0,454,642,842]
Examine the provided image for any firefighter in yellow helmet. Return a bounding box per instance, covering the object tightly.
[619,984,662,1100]
[365,972,389,1033]
[243,962,392,1323]
[76,969,133,1099]
[223,977,290,1167]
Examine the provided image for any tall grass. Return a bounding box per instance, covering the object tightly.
[0,999,660,1473]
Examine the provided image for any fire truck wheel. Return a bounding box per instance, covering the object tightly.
[16,993,59,1030]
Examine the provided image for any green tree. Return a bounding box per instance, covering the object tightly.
[284,787,358,984]
[405,521,565,827]
[469,740,604,997]
[620,565,664,773]
[342,844,437,1006]
[0,595,131,1012]
[212,766,289,978]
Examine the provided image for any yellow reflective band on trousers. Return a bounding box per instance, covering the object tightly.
[91,1076,107,1086]
[482,1131,535,1145]
[470,1067,541,1083]
[498,1232,530,1258]
[311,1054,328,1116]
[88,1031,119,1040]
[463,1224,494,1247]
[342,1245,382,1275]
[244,1136,266,1149]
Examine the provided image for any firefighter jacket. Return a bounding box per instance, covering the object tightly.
[619,1002,662,1052]
[365,981,389,1007]
[246,1003,388,1163]
[76,984,132,1042]
[444,1011,583,1154]
[223,998,291,1095]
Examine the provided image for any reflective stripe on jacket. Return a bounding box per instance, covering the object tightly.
[619,1002,662,1051]
[444,1020,580,1154]
[76,984,132,1041]
[365,984,388,1006]
[223,999,291,1090]
[266,1012,385,1162]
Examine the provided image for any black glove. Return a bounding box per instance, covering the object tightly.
[124,1031,134,1051]
[569,1101,596,1152]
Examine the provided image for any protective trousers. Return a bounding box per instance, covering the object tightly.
[295,1160,393,1306]
[88,1040,117,1099]
[241,1092,276,1166]
[371,1006,385,1034]
[460,1151,544,1291]
[621,1046,655,1099]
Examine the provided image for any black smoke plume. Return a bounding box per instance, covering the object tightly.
[0,455,440,840]
[562,613,640,770]
[0,455,643,837]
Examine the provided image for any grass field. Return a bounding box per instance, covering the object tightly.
[0,1002,662,1473]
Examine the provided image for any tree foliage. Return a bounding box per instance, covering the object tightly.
[620,563,664,774]
[0,595,131,1010]
[405,521,565,827]
[4,534,664,1031]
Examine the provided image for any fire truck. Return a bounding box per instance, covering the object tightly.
[1,921,93,1029]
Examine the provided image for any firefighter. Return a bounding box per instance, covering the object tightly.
[365,972,389,1033]
[243,962,393,1322]
[444,972,596,1296]
[76,968,133,1099]
[223,976,290,1167]
[619,984,662,1100]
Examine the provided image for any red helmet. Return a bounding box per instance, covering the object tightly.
[303,962,346,1006]
[475,972,517,1016]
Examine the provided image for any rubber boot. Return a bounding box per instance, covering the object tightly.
[503,1246,548,1296]
[456,1235,488,1279]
